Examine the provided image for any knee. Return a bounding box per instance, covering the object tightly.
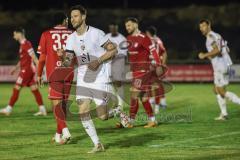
[30,84,38,91]
[14,85,21,90]
[141,97,148,103]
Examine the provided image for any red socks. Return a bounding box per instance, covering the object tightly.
[130,98,139,119]
[31,89,44,106]
[54,103,67,134]
[142,100,154,117]
[9,88,20,107]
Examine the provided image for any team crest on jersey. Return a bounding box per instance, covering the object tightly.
[81,45,85,51]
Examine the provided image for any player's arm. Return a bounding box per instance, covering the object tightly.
[36,33,46,87]
[30,52,39,67]
[99,41,117,62]
[162,51,167,65]
[199,42,220,60]
[10,61,20,75]
[143,37,161,66]
[158,40,167,65]
[88,41,117,71]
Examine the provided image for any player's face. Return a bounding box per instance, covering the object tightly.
[71,10,85,29]
[109,25,118,35]
[125,21,136,35]
[199,22,210,36]
[13,31,21,41]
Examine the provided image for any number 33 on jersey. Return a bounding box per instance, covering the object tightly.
[37,25,73,79]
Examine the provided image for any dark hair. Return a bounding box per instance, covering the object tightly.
[125,17,139,24]
[199,19,211,25]
[53,12,67,25]
[14,27,25,35]
[146,26,157,36]
[70,5,87,15]
[109,22,118,26]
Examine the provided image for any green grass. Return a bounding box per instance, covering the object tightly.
[0,83,240,160]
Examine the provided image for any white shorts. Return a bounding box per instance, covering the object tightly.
[110,56,126,81]
[213,71,229,87]
[76,79,110,106]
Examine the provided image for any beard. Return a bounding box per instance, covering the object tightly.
[72,21,83,29]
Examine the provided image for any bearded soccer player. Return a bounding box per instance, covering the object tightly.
[37,12,74,144]
[59,5,117,153]
[125,17,162,128]
[198,19,240,120]
[146,26,168,114]
[0,28,46,116]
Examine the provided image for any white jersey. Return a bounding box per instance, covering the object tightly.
[105,33,127,56]
[206,31,232,72]
[65,26,109,83]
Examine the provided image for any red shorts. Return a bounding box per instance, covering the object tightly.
[16,69,36,87]
[48,81,72,100]
[131,71,152,97]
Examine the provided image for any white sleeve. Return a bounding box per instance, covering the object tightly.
[209,34,221,50]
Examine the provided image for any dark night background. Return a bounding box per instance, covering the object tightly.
[0,0,239,64]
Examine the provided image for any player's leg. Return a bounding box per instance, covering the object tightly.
[213,71,228,120]
[214,86,228,120]
[0,84,22,116]
[220,85,240,105]
[141,93,157,128]
[52,99,71,144]
[30,84,47,116]
[78,98,104,153]
[128,86,140,127]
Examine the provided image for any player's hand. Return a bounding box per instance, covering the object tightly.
[57,49,65,57]
[37,76,44,88]
[198,52,206,59]
[10,68,16,75]
[88,59,101,71]
[156,66,164,77]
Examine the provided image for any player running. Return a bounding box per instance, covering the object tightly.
[59,5,117,153]
[0,27,46,116]
[146,26,168,114]
[125,17,163,128]
[37,12,73,144]
[198,19,240,120]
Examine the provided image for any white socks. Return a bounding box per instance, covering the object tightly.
[39,105,46,113]
[62,128,71,139]
[149,97,155,105]
[160,97,167,106]
[149,116,156,122]
[6,105,13,112]
[55,133,61,143]
[82,119,100,146]
[225,91,240,105]
[216,94,228,116]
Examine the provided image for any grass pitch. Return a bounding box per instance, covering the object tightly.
[0,83,240,160]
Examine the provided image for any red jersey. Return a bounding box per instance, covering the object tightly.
[127,33,156,72]
[37,26,73,80]
[19,40,34,70]
[151,36,166,56]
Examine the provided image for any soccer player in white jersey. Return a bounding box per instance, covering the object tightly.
[198,19,240,120]
[105,23,127,110]
[58,5,117,153]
